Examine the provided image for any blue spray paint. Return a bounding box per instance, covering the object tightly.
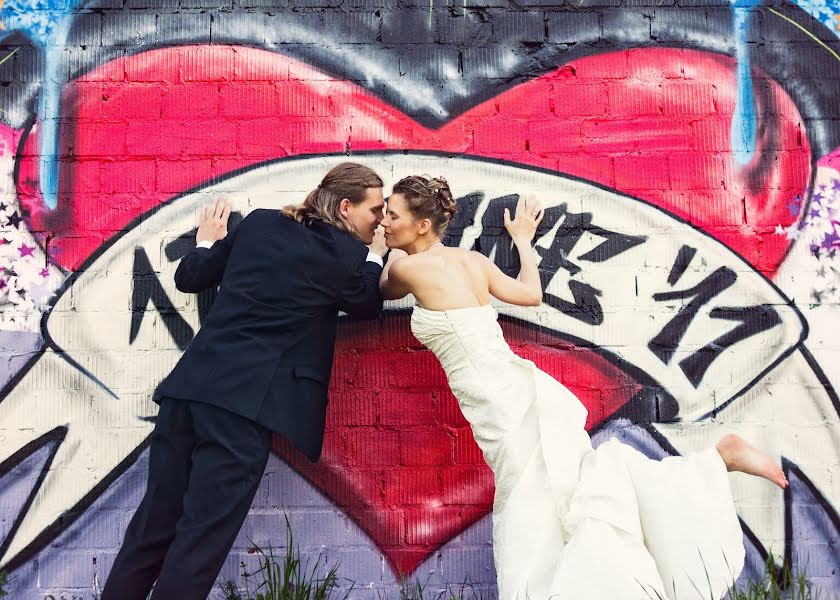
[0,0,74,210]
[732,0,759,167]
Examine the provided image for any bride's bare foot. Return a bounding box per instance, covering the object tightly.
[716,434,788,489]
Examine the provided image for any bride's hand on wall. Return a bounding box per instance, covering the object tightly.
[504,194,544,244]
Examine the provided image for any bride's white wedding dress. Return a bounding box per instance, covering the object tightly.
[411,304,745,600]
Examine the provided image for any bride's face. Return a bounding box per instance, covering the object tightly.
[382,193,420,249]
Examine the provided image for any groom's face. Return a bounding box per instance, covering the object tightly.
[343,187,385,244]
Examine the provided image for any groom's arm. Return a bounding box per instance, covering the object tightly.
[174,230,237,293]
[174,199,238,293]
[338,252,384,319]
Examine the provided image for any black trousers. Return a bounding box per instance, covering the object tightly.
[102,397,272,600]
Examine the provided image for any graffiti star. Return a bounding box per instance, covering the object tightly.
[786,226,803,241]
[774,224,785,235]
[5,211,22,228]
[28,281,50,306]
[17,243,35,258]
[823,230,840,248]
[39,267,48,278]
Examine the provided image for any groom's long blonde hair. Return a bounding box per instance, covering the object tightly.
[281,163,383,239]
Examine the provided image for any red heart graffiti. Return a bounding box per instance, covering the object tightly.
[13,46,810,573]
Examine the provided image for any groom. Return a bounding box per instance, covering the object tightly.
[101,163,387,600]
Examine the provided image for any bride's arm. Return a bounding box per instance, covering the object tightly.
[483,195,544,307]
[379,249,412,300]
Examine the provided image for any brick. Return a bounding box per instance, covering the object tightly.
[338,318,382,350]
[124,49,179,84]
[103,13,157,48]
[494,11,545,43]
[66,12,103,46]
[391,349,449,390]
[39,550,97,587]
[59,159,101,194]
[102,82,164,121]
[126,0,176,7]
[379,391,439,427]
[689,118,730,152]
[126,120,185,157]
[438,390,469,428]
[439,546,496,584]
[156,157,213,194]
[179,118,237,155]
[382,310,420,349]
[496,81,551,116]
[547,11,600,44]
[234,47,290,81]
[435,10,493,45]
[66,122,126,158]
[404,507,486,544]
[568,49,631,80]
[325,391,379,428]
[102,159,156,194]
[383,468,441,506]
[382,11,435,44]
[181,45,235,83]
[651,8,707,42]
[606,80,661,116]
[161,82,218,119]
[614,154,671,191]
[324,11,383,43]
[462,46,526,80]
[473,119,528,154]
[553,82,608,116]
[441,467,494,505]
[668,151,729,191]
[182,0,231,8]
[288,119,348,154]
[398,47,460,81]
[219,82,279,117]
[342,428,401,466]
[157,13,213,46]
[661,80,718,116]
[353,349,395,391]
[400,429,455,466]
[10,48,43,84]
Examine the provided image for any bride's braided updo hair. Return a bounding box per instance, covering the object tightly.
[391,175,457,235]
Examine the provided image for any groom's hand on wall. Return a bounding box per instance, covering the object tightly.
[197,199,233,244]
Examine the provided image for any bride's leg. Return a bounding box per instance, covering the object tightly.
[715,433,788,488]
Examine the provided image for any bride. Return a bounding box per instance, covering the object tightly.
[378,175,788,600]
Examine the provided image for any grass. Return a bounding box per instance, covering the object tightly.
[219,514,352,600]
[727,554,829,600]
[639,551,833,600]
[221,537,837,600]
[383,577,496,600]
[1,526,831,600]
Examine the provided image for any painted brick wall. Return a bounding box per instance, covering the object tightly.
[0,1,838,598]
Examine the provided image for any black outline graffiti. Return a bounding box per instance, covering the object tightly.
[130,247,193,351]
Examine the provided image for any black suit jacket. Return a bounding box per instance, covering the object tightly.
[154,208,383,461]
